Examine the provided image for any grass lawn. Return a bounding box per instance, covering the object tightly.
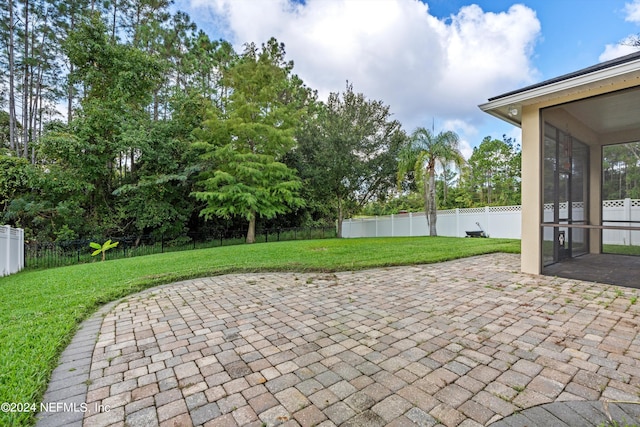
[0,236,520,426]
[603,244,640,256]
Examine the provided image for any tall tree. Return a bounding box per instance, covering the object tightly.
[602,142,640,199]
[398,128,464,236]
[21,0,30,158]
[192,38,310,243]
[0,0,63,160]
[59,13,163,233]
[54,0,92,124]
[466,136,521,205]
[6,0,18,152]
[297,83,405,237]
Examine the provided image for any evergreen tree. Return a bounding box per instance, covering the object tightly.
[192,39,310,243]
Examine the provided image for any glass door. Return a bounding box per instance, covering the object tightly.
[542,123,589,266]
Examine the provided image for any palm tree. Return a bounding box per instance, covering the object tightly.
[398,127,465,236]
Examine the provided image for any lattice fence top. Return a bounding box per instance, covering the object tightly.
[460,208,486,214]
[601,199,640,208]
[543,201,585,210]
[488,205,521,213]
[349,199,640,220]
[603,200,625,208]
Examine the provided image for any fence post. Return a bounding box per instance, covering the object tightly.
[409,212,413,237]
[455,208,460,237]
[485,206,490,236]
[4,225,10,276]
[625,198,632,245]
[18,228,23,271]
[391,214,394,237]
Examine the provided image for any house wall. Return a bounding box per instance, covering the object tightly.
[520,105,542,274]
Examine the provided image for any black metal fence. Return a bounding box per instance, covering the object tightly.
[24,226,336,270]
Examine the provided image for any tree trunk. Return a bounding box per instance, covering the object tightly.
[428,170,437,236]
[111,0,117,42]
[153,89,159,121]
[337,196,343,238]
[66,6,77,124]
[130,148,136,177]
[422,173,430,230]
[67,63,74,124]
[246,211,256,243]
[30,22,46,164]
[22,0,30,159]
[8,0,17,152]
[442,169,449,206]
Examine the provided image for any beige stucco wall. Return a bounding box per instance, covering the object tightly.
[520,105,541,274]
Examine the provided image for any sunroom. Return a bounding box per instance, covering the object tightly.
[480,51,640,287]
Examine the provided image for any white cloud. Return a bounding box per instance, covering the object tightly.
[624,0,640,23]
[188,0,540,142]
[599,39,640,62]
[442,118,475,159]
[598,1,640,62]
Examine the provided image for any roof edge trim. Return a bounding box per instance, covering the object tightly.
[481,57,640,113]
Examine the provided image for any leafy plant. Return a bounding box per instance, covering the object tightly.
[90,240,119,261]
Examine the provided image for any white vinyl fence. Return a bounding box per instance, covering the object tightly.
[342,199,640,245]
[342,205,521,239]
[1,225,24,277]
[602,198,640,246]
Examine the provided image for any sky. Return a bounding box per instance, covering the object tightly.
[171,0,640,158]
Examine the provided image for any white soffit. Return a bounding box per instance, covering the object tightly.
[479,56,640,127]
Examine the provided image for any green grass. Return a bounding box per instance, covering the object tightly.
[603,244,640,256]
[0,236,519,426]
[25,227,337,270]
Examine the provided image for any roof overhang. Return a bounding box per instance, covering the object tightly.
[479,51,640,128]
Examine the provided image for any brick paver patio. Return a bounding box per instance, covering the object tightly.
[36,253,640,426]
